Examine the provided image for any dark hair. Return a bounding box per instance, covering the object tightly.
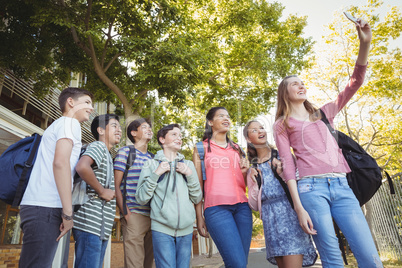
[157,124,181,148]
[126,118,152,144]
[243,120,275,165]
[202,107,244,157]
[243,120,259,165]
[58,87,93,113]
[91,114,120,140]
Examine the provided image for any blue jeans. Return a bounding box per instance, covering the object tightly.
[72,229,108,268]
[151,230,192,268]
[19,205,62,268]
[298,176,383,268]
[204,202,252,268]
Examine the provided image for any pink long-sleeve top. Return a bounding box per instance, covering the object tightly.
[247,168,262,214]
[273,63,367,182]
[203,140,248,210]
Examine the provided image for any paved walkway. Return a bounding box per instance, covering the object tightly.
[191,248,323,268]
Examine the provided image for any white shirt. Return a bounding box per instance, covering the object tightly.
[21,117,82,208]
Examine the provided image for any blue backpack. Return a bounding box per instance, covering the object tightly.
[195,141,207,181]
[0,133,42,206]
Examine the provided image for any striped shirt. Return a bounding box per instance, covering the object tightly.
[113,146,153,216]
[73,141,116,240]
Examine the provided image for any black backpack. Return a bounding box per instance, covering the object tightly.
[320,110,394,206]
[320,110,395,265]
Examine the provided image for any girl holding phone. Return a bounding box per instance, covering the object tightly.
[273,18,382,267]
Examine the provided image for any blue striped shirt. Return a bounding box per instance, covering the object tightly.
[114,146,153,216]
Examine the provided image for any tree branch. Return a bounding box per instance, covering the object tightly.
[59,0,91,55]
[104,52,122,73]
[101,19,116,68]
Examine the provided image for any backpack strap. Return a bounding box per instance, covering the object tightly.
[196,141,207,181]
[122,145,136,215]
[12,133,41,207]
[157,159,187,183]
[320,109,339,140]
[270,148,294,209]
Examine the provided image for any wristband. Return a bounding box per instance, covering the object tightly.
[61,212,74,221]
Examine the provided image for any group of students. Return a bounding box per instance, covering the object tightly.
[18,17,383,268]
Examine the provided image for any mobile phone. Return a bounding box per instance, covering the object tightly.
[343,12,358,24]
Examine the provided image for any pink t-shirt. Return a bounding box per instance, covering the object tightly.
[273,63,367,182]
[203,140,248,210]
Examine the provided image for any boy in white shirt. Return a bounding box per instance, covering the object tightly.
[19,87,93,268]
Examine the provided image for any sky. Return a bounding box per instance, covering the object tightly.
[277,0,402,43]
[237,0,402,146]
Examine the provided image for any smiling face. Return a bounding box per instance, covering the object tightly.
[246,121,267,146]
[105,118,122,146]
[286,76,307,103]
[132,122,153,143]
[209,109,231,134]
[69,95,94,122]
[159,127,182,152]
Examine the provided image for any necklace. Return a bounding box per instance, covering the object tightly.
[212,139,228,148]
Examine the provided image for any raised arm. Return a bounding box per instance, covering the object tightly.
[355,18,372,65]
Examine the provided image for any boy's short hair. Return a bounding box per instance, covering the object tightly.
[157,124,181,148]
[126,118,152,144]
[91,114,120,141]
[58,87,93,113]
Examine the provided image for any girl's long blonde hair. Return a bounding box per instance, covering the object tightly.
[275,75,320,129]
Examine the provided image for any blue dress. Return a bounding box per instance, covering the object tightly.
[259,160,317,266]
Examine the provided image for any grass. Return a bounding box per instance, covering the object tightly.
[344,253,402,268]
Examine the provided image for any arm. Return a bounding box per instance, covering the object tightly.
[193,147,208,238]
[273,121,316,235]
[113,148,131,219]
[247,168,260,211]
[53,138,74,241]
[322,19,372,119]
[273,121,297,183]
[75,155,115,201]
[114,169,130,220]
[355,18,371,66]
[287,180,316,235]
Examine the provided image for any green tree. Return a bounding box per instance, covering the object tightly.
[0,0,313,125]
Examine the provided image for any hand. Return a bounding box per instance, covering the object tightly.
[240,158,249,174]
[176,162,192,176]
[99,188,115,202]
[271,158,283,175]
[124,208,131,223]
[154,161,170,176]
[197,217,209,238]
[295,208,317,235]
[356,18,372,44]
[57,217,74,241]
